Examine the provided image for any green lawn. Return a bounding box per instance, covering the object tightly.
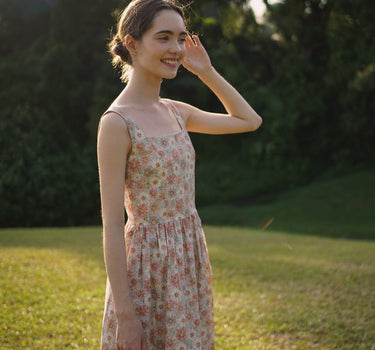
[207,226,375,350]
[199,170,375,240]
[1,171,375,349]
[1,226,374,349]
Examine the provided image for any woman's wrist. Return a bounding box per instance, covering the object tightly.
[114,290,137,321]
[116,303,137,323]
[197,65,216,81]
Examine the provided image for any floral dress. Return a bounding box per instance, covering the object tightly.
[100,100,215,350]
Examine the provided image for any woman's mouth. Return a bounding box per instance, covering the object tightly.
[161,58,179,66]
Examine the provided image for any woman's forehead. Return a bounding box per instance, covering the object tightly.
[150,9,186,34]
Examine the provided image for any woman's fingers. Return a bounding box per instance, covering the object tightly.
[185,34,194,47]
[115,331,145,350]
[185,34,202,47]
[192,35,201,46]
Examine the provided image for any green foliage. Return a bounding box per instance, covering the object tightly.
[0,107,99,227]
[0,0,121,226]
[0,0,374,226]
[326,0,375,165]
[262,0,375,169]
[1,226,374,349]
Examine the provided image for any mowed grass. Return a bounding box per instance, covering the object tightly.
[1,225,374,349]
[207,227,375,350]
[0,227,105,350]
[199,170,375,240]
[1,170,375,349]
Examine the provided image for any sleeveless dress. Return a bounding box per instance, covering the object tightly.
[100,101,215,350]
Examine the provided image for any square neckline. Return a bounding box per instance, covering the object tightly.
[128,117,184,140]
[109,99,184,139]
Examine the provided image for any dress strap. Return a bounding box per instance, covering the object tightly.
[163,99,185,130]
[101,108,137,141]
[102,108,129,125]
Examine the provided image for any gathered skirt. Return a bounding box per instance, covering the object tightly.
[101,212,215,350]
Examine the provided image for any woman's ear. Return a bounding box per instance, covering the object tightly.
[124,34,137,56]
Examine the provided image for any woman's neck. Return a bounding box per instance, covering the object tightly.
[118,69,162,106]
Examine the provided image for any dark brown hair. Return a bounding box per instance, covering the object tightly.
[109,0,186,82]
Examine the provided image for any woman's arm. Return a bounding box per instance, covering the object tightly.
[97,113,146,350]
[179,35,262,134]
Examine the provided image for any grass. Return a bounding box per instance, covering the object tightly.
[207,227,375,350]
[1,171,375,349]
[198,170,375,240]
[1,228,105,350]
[1,226,374,349]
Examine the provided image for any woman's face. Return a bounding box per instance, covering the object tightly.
[133,10,187,80]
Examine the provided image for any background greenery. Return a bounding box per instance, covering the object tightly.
[0,0,374,227]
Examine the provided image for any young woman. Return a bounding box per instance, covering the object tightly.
[97,1,262,349]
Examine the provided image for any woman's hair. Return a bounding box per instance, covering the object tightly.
[109,0,186,82]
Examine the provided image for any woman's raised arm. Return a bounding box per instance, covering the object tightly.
[179,35,262,134]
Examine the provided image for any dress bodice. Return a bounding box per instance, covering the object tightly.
[107,102,197,226]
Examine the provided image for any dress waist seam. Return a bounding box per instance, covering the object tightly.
[125,210,199,230]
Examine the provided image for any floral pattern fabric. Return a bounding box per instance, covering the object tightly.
[100,101,215,350]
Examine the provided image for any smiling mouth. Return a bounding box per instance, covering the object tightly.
[161,58,179,66]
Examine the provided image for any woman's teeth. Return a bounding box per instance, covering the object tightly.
[162,59,178,64]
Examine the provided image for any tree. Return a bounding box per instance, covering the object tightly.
[0,0,374,225]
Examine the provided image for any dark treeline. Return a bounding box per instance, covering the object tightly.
[0,0,374,227]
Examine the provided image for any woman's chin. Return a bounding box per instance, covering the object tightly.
[162,70,178,80]
[160,65,180,79]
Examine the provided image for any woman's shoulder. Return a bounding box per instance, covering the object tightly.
[162,98,193,124]
[101,99,137,125]
[101,109,128,127]
[162,98,184,109]
[98,109,130,140]
[98,111,132,154]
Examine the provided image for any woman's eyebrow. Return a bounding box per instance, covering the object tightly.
[154,30,187,36]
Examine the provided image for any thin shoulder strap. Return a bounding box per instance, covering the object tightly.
[100,108,136,141]
[102,108,129,125]
[163,99,185,129]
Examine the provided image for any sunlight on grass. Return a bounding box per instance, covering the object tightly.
[1,227,105,349]
[205,226,375,350]
[1,226,374,349]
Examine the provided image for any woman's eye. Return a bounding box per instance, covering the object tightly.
[179,37,186,43]
[158,37,168,41]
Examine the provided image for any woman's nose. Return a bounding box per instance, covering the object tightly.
[169,40,184,54]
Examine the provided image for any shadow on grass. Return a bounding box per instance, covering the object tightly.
[199,208,375,241]
[0,226,104,261]
[198,170,375,241]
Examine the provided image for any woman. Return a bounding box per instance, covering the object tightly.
[97,0,262,349]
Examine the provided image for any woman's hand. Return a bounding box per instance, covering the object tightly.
[175,33,262,134]
[116,316,147,350]
[182,35,212,76]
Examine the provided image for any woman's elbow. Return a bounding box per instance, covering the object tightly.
[248,114,262,132]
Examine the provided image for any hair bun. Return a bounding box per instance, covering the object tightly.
[112,34,131,64]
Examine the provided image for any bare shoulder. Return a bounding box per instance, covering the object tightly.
[98,112,131,152]
[163,99,196,124]
[99,112,127,132]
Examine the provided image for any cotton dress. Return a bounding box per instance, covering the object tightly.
[100,100,215,350]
